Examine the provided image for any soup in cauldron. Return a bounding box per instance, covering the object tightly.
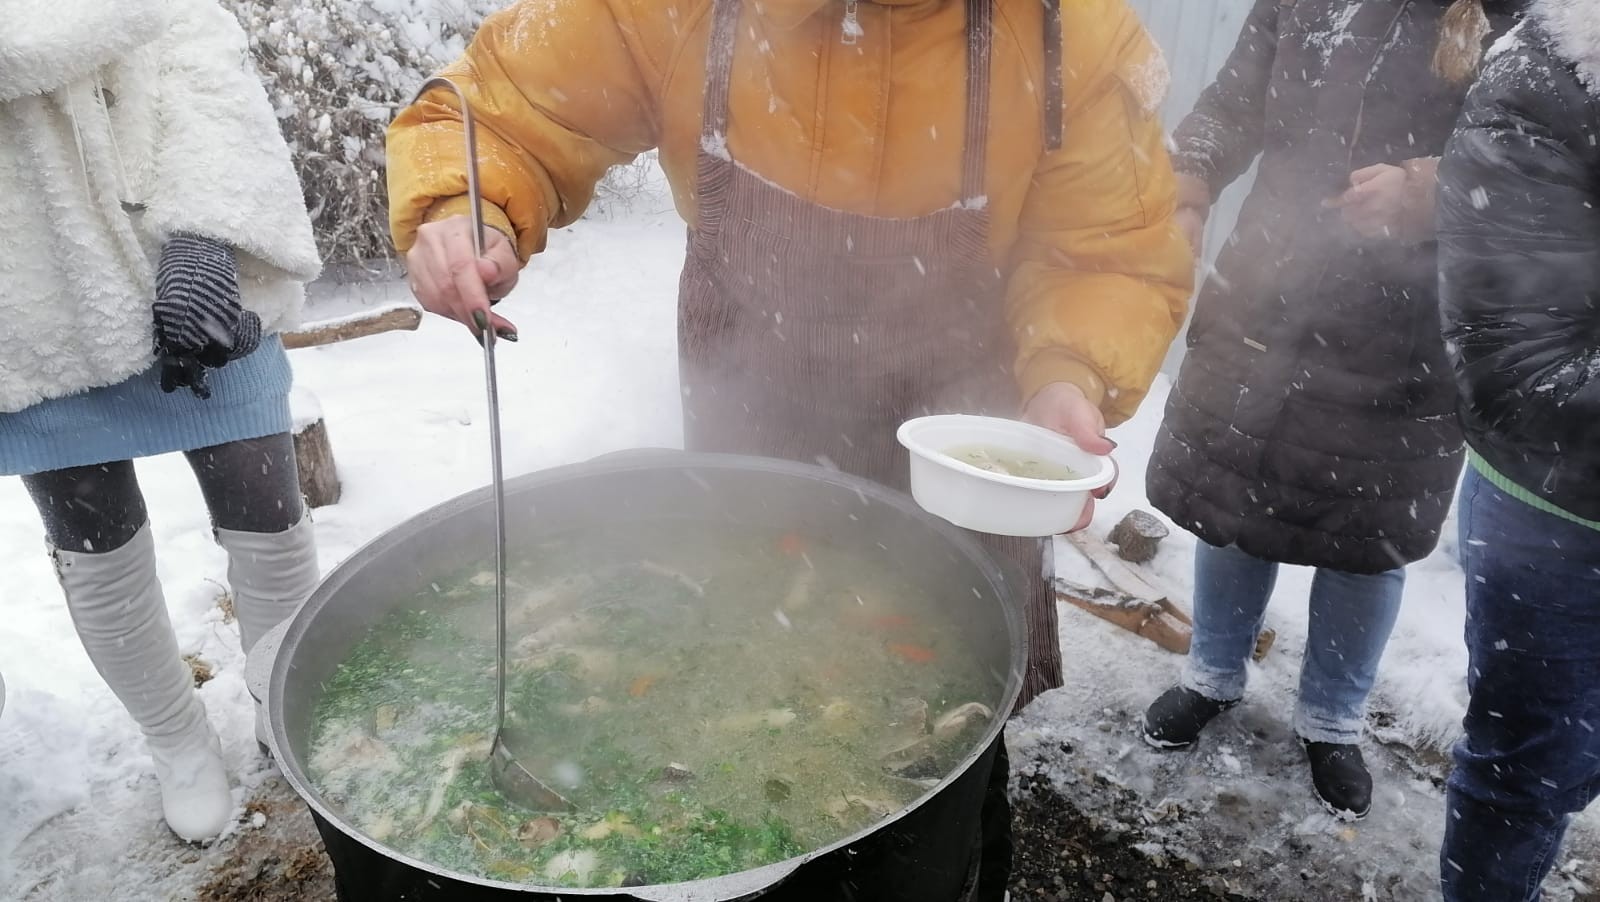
[306,521,1001,888]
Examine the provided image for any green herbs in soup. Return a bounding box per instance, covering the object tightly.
[945,444,1079,480]
[307,523,1001,888]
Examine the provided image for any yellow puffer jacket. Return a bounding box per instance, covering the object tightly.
[388,0,1194,424]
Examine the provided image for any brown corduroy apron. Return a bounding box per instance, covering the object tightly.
[677,0,1063,710]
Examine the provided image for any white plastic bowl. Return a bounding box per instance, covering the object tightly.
[896,414,1116,537]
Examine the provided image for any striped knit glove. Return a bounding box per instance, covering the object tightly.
[151,235,262,398]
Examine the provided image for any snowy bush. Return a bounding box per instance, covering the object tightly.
[218,0,492,264]
[221,0,657,267]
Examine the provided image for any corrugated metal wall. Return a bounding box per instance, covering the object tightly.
[1123,0,1257,371]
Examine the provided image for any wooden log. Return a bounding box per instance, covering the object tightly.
[1253,628,1277,662]
[1060,591,1159,633]
[1155,597,1194,628]
[281,305,422,350]
[1056,578,1192,656]
[1057,582,1270,662]
[1136,611,1195,657]
[1108,510,1170,563]
[1063,532,1168,603]
[293,418,342,508]
[294,419,341,508]
[1056,545,1276,663]
[1051,575,1154,611]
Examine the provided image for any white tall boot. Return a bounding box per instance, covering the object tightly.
[215,512,319,745]
[54,525,232,842]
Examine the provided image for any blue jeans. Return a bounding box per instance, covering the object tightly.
[1442,468,1600,902]
[1456,464,1476,569]
[1181,541,1406,744]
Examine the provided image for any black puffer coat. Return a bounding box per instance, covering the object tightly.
[1147,0,1522,573]
[1439,2,1600,522]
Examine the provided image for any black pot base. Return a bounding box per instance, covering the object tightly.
[309,737,1004,902]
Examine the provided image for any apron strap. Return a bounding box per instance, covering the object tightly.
[961,0,995,202]
[701,0,997,204]
[702,0,742,144]
[1042,0,1063,153]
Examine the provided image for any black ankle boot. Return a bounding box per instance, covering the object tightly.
[1303,740,1372,820]
[1142,686,1239,750]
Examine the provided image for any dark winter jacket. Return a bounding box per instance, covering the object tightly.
[1147,0,1523,574]
[1438,0,1600,522]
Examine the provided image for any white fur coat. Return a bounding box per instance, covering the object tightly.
[0,0,321,414]
[1536,0,1600,96]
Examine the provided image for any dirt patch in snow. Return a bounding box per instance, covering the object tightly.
[185,655,216,688]
[191,782,333,902]
[1010,760,1254,901]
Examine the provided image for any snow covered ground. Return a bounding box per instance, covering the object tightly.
[2,175,1594,900]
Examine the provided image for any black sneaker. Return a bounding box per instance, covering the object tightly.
[1303,740,1372,821]
[1142,685,1239,750]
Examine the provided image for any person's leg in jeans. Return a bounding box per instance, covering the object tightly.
[1455,466,1475,570]
[1182,541,1280,702]
[1294,566,1405,744]
[1443,469,1600,902]
[1145,542,1279,748]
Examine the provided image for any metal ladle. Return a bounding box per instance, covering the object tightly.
[411,77,574,813]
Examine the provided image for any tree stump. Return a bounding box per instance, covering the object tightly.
[1108,510,1170,563]
[291,388,341,507]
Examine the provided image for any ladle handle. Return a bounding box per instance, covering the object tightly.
[411,77,487,259]
[409,77,508,734]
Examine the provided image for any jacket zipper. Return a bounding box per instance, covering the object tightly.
[1255,4,1414,363]
[1347,2,1412,172]
[841,0,862,45]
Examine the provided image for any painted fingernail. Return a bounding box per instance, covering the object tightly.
[471,310,489,332]
[497,329,519,342]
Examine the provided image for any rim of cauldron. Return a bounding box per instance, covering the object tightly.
[269,449,1027,900]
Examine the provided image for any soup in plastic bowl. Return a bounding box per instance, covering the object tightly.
[896,415,1116,537]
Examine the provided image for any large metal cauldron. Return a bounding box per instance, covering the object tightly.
[263,451,1026,902]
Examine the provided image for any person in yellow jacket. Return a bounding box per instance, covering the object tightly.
[388,0,1192,894]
